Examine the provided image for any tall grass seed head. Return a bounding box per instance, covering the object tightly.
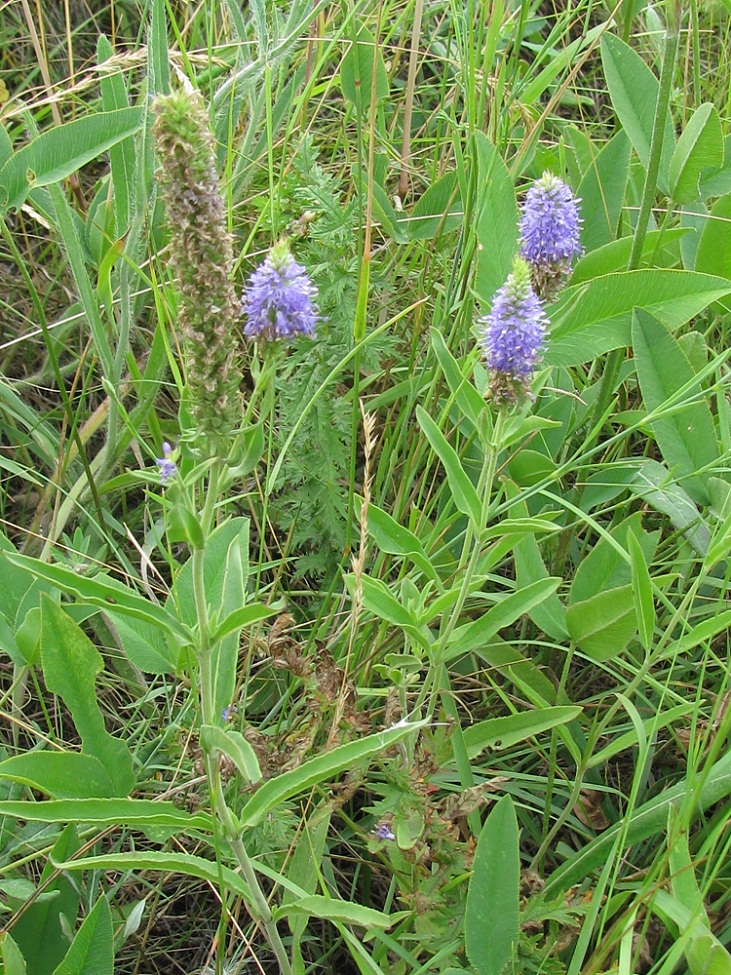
[481,257,548,404]
[520,171,581,298]
[152,90,242,444]
[241,241,319,343]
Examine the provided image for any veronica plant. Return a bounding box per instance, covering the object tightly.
[519,171,582,299]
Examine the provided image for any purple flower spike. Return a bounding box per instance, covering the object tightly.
[156,442,177,485]
[481,258,548,403]
[241,242,319,342]
[520,171,582,268]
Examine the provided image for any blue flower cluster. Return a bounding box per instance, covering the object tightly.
[241,243,319,342]
[156,442,177,485]
[520,171,582,267]
[482,258,547,402]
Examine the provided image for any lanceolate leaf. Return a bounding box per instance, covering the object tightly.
[465,795,520,975]
[669,103,724,204]
[0,108,144,213]
[546,270,731,367]
[632,308,718,505]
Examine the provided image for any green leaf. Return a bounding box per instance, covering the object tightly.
[0,108,144,213]
[445,578,561,660]
[40,597,135,796]
[238,719,426,829]
[429,327,486,430]
[0,798,210,830]
[473,134,519,304]
[629,459,711,556]
[463,706,582,757]
[669,103,724,204]
[12,825,80,975]
[0,932,27,975]
[356,574,425,640]
[628,529,655,651]
[210,603,276,645]
[7,553,192,645]
[282,804,332,950]
[577,130,631,253]
[600,32,674,194]
[50,895,113,975]
[340,25,389,113]
[405,171,462,240]
[565,585,637,662]
[0,753,114,799]
[546,270,731,368]
[465,795,520,975]
[632,308,719,505]
[200,725,262,784]
[55,851,251,900]
[212,523,250,720]
[97,35,134,235]
[274,895,393,929]
[105,613,181,675]
[361,500,440,585]
[572,228,690,285]
[695,195,731,280]
[416,405,482,528]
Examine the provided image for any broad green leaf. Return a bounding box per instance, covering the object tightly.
[7,553,192,644]
[628,529,655,651]
[629,460,711,556]
[416,406,482,527]
[668,808,708,928]
[546,269,731,367]
[404,171,462,239]
[12,825,80,975]
[0,108,144,213]
[360,500,440,585]
[569,512,658,605]
[474,134,519,304]
[572,228,689,285]
[577,130,631,253]
[356,573,424,635]
[50,895,113,975]
[600,33,674,194]
[0,932,27,975]
[238,719,426,829]
[565,584,637,662]
[0,753,114,799]
[544,748,731,896]
[210,603,277,645]
[274,895,393,929]
[653,890,731,975]
[669,103,724,204]
[149,0,170,95]
[471,637,558,705]
[465,795,519,975]
[340,25,389,112]
[0,798,210,830]
[463,706,582,757]
[171,517,249,630]
[632,308,719,505]
[445,578,561,660]
[105,613,181,675]
[695,194,731,280]
[200,725,262,784]
[40,597,135,796]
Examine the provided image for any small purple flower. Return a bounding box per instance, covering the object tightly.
[373,822,395,841]
[481,258,548,403]
[241,242,319,342]
[222,704,238,721]
[156,442,177,485]
[520,171,581,268]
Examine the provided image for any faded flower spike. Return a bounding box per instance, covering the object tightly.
[520,172,581,298]
[481,257,548,404]
[153,90,241,444]
[156,442,177,484]
[241,242,319,342]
